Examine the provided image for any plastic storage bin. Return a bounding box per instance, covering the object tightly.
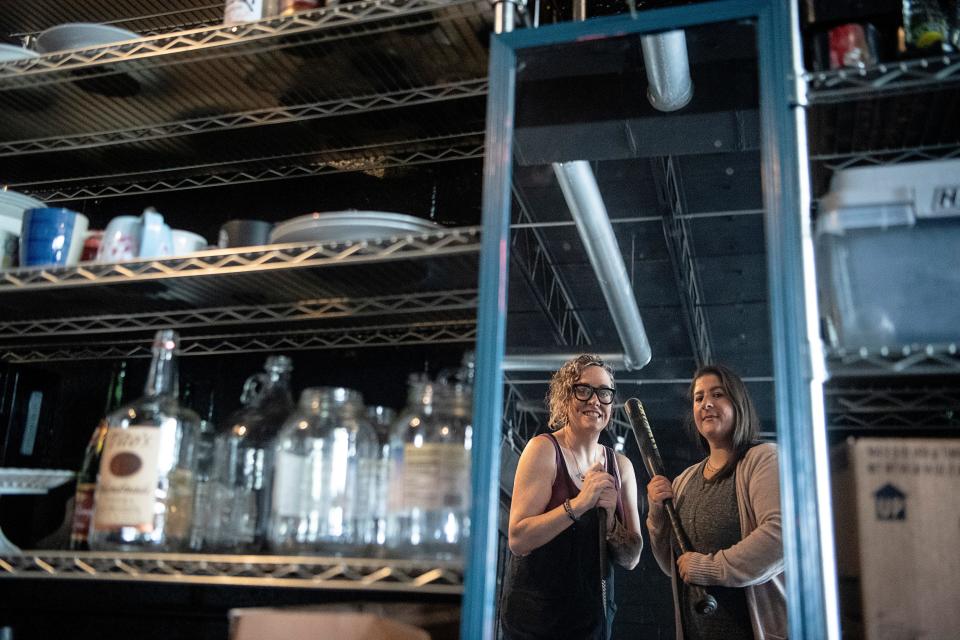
[815,159,960,349]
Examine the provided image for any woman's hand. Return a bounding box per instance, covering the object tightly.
[571,461,615,516]
[646,474,674,510]
[676,551,705,583]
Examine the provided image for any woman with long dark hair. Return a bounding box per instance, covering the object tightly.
[646,363,786,639]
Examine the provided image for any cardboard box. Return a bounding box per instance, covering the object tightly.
[831,438,960,640]
[228,608,430,640]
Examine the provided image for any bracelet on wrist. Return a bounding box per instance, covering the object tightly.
[563,498,579,522]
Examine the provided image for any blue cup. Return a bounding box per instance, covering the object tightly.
[19,207,89,268]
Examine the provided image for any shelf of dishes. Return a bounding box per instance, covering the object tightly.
[0,0,491,188]
[0,209,481,361]
[0,551,464,593]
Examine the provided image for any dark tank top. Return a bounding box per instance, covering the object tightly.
[500,433,623,640]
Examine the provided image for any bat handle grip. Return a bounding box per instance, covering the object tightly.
[663,500,718,616]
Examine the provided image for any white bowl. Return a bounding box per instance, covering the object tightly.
[171,229,208,256]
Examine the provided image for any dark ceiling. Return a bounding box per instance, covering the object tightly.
[501,18,775,467]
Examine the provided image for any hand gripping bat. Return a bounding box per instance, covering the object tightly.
[624,397,717,616]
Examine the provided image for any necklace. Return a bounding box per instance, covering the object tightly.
[563,430,599,481]
[705,458,722,474]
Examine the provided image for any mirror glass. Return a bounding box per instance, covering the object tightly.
[497,16,780,639]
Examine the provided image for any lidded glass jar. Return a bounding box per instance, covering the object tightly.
[386,376,473,560]
[207,355,294,552]
[267,387,378,555]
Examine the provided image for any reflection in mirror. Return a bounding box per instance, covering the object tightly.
[495,17,787,640]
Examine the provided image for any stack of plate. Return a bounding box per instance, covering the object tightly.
[0,43,39,63]
[0,189,45,235]
[34,23,140,54]
[269,211,441,244]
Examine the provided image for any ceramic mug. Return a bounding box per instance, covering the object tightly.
[97,215,140,262]
[138,208,173,258]
[218,219,273,249]
[19,207,89,267]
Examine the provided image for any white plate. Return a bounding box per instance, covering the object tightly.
[0,43,39,63]
[0,468,74,495]
[0,190,46,236]
[35,23,140,54]
[270,211,441,244]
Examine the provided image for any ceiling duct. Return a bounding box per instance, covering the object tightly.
[552,160,652,371]
[641,30,693,112]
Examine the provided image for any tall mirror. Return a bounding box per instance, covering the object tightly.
[472,5,822,639]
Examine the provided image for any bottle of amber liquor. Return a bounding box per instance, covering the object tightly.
[69,361,127,550]
[89,330,199,551]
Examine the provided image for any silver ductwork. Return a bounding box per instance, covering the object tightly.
[641,30,693,112]
[502,353,629,371]
[552,160,653,371]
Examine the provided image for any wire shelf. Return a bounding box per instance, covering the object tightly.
[0,551,463,593]
[804,54,960,104]
[826,344,960,377]
[0,0,491,189]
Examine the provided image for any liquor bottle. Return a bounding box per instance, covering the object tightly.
[366,404,396,549]
[69,361,127,550]
[89,330,199,551]
[903,0,950,52]
[267,387,378,555]
[207,355,293,552]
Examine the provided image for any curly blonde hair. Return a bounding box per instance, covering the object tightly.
[546,354,615,430]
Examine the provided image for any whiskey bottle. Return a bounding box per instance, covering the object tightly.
[89,330,199,551]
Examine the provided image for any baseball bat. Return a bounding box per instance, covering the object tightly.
[624,397,717,616]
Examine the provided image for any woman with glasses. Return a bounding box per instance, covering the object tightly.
[646,364,786,640]
[500,354,642,640]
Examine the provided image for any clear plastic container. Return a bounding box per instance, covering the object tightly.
[816,159,960,348]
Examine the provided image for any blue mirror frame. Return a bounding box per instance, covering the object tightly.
[465,2,837,639]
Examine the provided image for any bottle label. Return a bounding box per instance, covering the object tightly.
[70,482,96,546]
[401,443,470,511]
[272,450,307,518]
[93,426,162,531]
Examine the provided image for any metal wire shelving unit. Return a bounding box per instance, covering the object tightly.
[0,551,464,593]
[0,0,492,199]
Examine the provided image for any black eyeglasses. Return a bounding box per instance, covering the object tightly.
[571,383,616,405]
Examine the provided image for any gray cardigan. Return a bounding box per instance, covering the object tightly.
[646,442,787,640]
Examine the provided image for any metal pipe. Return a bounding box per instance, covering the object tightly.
[641,30,694,112]
[494,0,518,34]
[503,352,628,371]
[552,161,652,370]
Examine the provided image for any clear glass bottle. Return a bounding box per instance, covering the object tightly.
[183,383,217,551]
[267,387,378,555]
[366,404,396,549]
[207,355,293,552]
[69,361,127,550]
[386,376,473,560]
[90,330,199,551]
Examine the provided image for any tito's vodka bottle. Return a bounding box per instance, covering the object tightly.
[90,330,199,551]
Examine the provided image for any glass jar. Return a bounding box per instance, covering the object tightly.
[366,404,396,549]
[386,377,473,560]
[206,355,294,552]
[267,387,378,555]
